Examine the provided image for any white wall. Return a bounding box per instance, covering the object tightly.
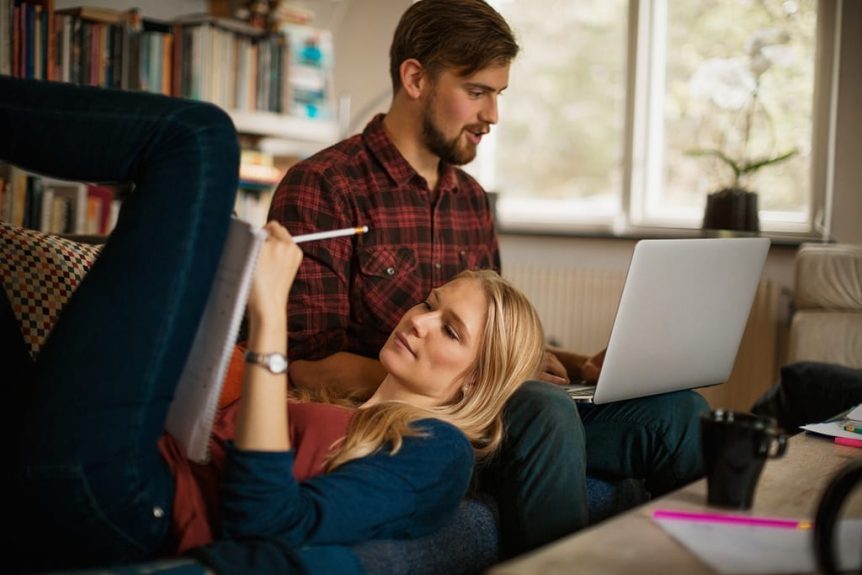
[829,0,862,244]
[329,0,410,135]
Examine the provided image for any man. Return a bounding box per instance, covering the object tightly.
[269,0,707,557]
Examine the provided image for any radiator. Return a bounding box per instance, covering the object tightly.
[503,264,790,411]
[502,265,625,353]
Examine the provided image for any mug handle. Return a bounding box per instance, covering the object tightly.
[814,458,862,575]
[767,433,788,458]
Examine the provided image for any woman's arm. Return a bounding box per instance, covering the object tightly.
[221,419,474,546]
[234,221,303,452]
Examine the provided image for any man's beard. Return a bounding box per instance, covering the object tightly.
[420,99,478,166]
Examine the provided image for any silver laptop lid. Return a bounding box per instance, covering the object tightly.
[592,237,770,404]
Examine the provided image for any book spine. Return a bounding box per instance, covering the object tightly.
[70,15,81,84]
[25,2,33,79]
[39,185,53,232]
[33,4,41,79]
[11,2,19,77]
[39,2,48,80]
[0,0,8,75]
[161,31,171,95]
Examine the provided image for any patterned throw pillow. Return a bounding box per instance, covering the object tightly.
[0,222,103,359]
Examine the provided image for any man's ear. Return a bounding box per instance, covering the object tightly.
[399,58,426,100]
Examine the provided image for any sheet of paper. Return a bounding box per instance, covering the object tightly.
[653,517,862,574]
[800,420,862,441]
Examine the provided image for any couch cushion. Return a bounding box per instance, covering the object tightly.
[0,222,102,359]
[795,243,862,310]
[788,311,862,368]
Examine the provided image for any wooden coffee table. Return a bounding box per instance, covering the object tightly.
[490,433,862,574]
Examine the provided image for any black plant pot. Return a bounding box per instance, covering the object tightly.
[703,187,760,233]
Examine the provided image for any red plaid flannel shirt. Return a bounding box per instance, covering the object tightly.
[268,114,500,361]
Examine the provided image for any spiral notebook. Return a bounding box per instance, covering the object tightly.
[165,218,266,463]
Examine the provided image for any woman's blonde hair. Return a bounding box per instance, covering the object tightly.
[316,269,545,470]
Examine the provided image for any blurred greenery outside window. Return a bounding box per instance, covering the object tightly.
[470,0,827,234]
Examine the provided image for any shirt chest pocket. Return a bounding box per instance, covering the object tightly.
[355,246,421,329]
[358,246,417,279]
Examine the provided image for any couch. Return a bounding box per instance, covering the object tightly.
[0,222,642,574]
[751,243,862,431]
[787,242,862,368]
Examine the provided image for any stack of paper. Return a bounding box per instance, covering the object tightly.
[801,404,862,446]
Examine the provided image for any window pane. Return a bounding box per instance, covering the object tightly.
[477,0,628,224]
[641,0,817,228]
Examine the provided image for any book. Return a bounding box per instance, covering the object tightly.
[165,217,266,463]
[44,178,87,233]
[85,184,114,234]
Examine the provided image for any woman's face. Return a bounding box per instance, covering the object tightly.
[379,277,488,405]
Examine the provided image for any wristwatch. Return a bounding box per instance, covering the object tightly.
[244,351,288,375]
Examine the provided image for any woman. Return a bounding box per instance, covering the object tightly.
[1,76,545,574]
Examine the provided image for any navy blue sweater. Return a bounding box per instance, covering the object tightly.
[193,418,473,574]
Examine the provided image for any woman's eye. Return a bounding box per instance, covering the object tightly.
[421,300,432,310]
[445,325,460,341]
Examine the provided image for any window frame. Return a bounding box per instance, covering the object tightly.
[490,0,840,240]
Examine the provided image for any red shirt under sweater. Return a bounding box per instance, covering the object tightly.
[158,400,355,553]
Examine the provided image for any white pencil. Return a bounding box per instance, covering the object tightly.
[293,225,369,244]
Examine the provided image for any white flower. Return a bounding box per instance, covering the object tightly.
[747,28,793,76]
[689,58,756,111]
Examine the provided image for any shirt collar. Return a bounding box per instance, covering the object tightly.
[363,114,460,194]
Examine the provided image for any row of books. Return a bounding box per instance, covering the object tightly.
[0,145,286,237]
[0,166,121,236]
[2,2,334,118]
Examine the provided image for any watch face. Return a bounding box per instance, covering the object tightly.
[268,354,288,374]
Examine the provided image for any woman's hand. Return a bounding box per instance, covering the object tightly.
[236,221,301,453]
[247,221,303,321]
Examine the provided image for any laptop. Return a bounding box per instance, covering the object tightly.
[562,237,770,404]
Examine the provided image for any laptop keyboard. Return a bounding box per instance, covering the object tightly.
[562,382,596,400]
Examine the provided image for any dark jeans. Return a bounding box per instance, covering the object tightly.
[1,76,238,571]
[480,380,709,556]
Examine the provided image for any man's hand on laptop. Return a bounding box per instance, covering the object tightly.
[538,347,606,386]
[580,349,606,385]
[537,350,571,386]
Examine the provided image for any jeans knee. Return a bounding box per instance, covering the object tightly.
[505,381,584,441]
[660,391,708,469]
[161,102,239,174]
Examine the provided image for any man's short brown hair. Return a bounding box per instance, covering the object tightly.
[389,0,519,92]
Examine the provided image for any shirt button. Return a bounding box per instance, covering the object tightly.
[435,262,442,269]
[386,266,396,276]
[153,506,165,518]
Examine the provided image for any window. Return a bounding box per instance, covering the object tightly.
[472,0,828,235]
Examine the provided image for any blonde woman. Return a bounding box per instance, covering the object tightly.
[4,78,544,572]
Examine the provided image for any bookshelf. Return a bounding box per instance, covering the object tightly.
[229,109,338,151]
[1,0,340,231]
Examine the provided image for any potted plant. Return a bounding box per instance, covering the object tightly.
[687,29,799,233]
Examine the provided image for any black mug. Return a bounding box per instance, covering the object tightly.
[700,410,788,509]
